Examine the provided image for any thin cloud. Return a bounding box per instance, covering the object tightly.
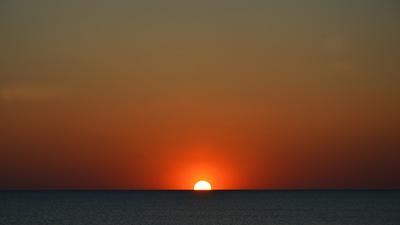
[0,84,71,102]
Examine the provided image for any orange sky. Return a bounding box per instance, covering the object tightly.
[0,0,399,189]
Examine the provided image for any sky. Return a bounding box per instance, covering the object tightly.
[0,0,399,190]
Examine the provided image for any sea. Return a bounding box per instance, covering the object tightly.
[1,190,399,225]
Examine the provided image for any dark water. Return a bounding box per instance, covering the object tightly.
[1,191,399,225]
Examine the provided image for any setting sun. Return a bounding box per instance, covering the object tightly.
[194,180,212,190]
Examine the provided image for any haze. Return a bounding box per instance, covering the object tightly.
[1,0,399,189]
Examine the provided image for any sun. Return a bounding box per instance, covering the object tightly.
[194,180,212,191]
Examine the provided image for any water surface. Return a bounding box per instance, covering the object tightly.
[1,191,399,224]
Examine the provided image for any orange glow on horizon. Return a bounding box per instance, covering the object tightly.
[161,146,240,190]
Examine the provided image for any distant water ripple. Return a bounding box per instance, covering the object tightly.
[1,191,399,225]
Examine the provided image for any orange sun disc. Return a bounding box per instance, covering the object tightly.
[194,180,212,190]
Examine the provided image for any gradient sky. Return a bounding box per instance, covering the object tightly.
[1,0,399,189]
